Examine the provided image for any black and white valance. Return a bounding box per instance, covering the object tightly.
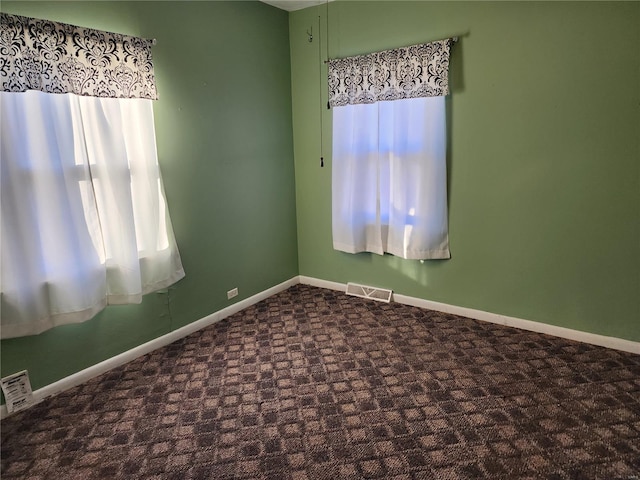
[0,13,157,99]
[328,39,453,108]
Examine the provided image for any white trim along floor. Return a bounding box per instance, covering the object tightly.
[2,275,638,418]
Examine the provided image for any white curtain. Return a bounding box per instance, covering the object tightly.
[332,96,451,260]
[329,39,453,260]
[1,90,185,338]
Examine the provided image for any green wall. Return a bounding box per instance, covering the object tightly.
[1,1,299,391]
[290,1,639,341]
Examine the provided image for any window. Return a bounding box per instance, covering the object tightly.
[0,13,184,338]
[328,39,454,260]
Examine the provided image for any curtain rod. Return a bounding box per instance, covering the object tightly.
[323,36,458,64]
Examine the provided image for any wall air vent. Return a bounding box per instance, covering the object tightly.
[346,282,393,303]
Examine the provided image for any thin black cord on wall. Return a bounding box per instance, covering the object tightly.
[158,287,174,331]
[318,0,331,168]
[166,287,174,331]
[318,14,324,168]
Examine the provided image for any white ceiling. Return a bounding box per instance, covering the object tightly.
[261,0,329,12]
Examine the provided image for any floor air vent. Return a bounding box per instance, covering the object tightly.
[346,282,393,303]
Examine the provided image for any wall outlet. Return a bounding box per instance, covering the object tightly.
[227,288,238,300]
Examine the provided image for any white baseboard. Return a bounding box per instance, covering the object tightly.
[299,275,640,355]
[3,274,637,418]
[298,275,345,292]
[1,276,299,419]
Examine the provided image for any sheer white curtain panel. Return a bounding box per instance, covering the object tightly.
[1,91,185,338]
[332,96,450,260]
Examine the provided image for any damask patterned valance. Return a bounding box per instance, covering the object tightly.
[0,13,157,100]
[328,39,453,108]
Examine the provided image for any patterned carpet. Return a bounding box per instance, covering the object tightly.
[1,285,639,480]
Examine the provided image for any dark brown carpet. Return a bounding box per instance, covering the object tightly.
[1,285,639,479]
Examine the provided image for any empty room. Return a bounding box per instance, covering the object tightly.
[1,1,638,478]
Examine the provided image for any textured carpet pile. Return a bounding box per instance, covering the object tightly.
[2,285,639,479]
